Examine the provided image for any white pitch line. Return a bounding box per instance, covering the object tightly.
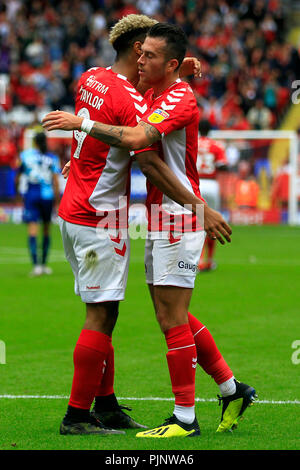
[0,395,299,405]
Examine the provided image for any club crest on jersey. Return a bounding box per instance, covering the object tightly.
[148,108,169,124]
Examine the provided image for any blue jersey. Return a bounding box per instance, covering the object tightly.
[20,148,60,200]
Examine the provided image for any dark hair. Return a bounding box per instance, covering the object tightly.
[147,23,188,70]
[34,132,48,154]
[113,28,150,58]
[198,119,211,136]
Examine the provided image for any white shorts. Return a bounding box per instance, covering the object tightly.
[59,217,130,303]
[145,231,206,288]
[199,179,220,211]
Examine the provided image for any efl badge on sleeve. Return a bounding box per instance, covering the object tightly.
[148,108,169,124]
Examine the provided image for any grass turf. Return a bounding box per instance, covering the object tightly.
[0,223,299,451]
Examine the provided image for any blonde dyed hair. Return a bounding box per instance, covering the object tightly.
[109,14,158,47]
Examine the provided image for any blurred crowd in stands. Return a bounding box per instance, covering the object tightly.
[0,0,299,188]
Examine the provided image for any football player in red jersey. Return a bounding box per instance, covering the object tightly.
[42,15,226,437]
[44,23,256,437]
[197,119,228,272]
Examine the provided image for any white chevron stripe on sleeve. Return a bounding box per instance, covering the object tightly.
[167,95,181,103]
[130,93,144,102]
[124,86,137,92]
[161,101,176,111]
[134,102,148,114]
[169,90,185,97]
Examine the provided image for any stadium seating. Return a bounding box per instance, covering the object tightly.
[0,0,299,200]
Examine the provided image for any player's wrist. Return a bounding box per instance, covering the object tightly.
[81,118,95,134]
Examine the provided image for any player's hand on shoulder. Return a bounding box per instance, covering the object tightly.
[204,205,232,245]
[42,111,83,132]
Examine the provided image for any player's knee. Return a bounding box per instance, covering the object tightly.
[102,301,119,333]
[105,301,119,321]
[155,300,189,333]
[155,309,175,333]
[85,301,119,335]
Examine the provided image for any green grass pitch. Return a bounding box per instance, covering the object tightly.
[0,222,299,451]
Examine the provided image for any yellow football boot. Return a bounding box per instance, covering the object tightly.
[136,415,200,438]
[217,379,257,432]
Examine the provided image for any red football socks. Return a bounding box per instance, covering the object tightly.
[188,312,233,385]
[68,329,111,409]
[94,341,115,397]
[165,323,197,407]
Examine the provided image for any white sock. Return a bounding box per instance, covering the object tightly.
[219,376,236,397]
[174,405,195,424]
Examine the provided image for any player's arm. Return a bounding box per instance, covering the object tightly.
[138,150,201,214]
[89,120,159,149]
[137,150,232,244]
[60,153,232,244]
[42,111,161,150]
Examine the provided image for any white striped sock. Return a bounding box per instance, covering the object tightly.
[174,405,195,424]
[219,376,236,397]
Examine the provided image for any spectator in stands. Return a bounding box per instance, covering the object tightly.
[0,0,298,133]
[198,95,223,129]
[0,128,17,168]
[235,160,260,209]
[0,126,18,201]
[263,73,278,111]
[247,98,273,130]
[137,0,160,16]
[261,13,278,43]
[7,119,23,153]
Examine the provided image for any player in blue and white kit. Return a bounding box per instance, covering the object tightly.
[18,132,61,276]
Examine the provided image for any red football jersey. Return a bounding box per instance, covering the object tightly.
[197,136,227,179]
[138,79,204,232]
[58,67,149,228]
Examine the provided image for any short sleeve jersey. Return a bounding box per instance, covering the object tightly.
[139,79,204,233]
[197,136,227,179]
[58,67,149,228]
[20,148,60,200]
